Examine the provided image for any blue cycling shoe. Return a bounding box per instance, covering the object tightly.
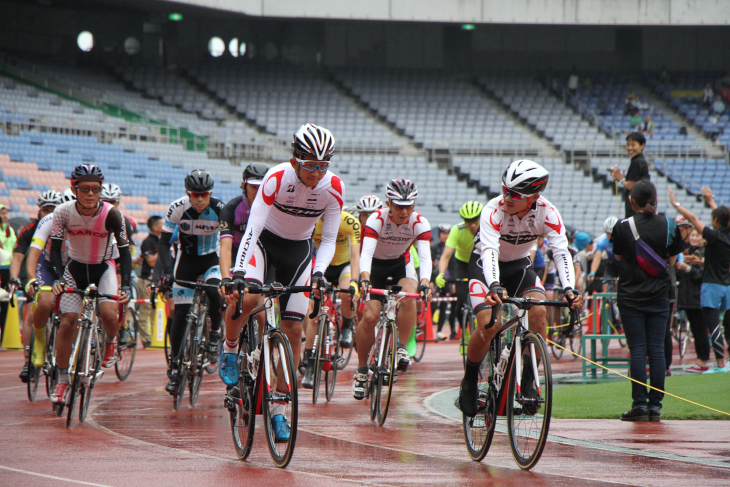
[219,352,239,386]
[271,414,291,443]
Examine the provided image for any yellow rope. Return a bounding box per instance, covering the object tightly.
[547,313,592,330]
[548,339,730,417]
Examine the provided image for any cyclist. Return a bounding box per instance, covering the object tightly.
[48,165,132,406]
[434,201,483,346]
[588,215,620,292]
[356,194,385,230]
[12,190,61,382]
[354,179,432,400]
[301,207,361,389]
[222,123,343,439]
[457,160,583,417]
[154,169,226,394]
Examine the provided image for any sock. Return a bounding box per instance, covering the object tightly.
[104,334,116,343]
[341,317,353,330]
[464,359,480,383]
[357,366,368,375]
[224,336,239,354]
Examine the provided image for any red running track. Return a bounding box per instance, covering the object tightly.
[1,339,729,486]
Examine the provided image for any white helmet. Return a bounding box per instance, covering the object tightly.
[292,123,335,161]
[37,190,61,208]
[61,188,76,203]
[385,179,418,206]
[604,215,619,234]
[502,160,549,195]
[100,183,122,202]
[356,194,384,213]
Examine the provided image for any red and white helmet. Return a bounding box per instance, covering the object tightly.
[292,123,335,161]
[502,160,549,195]
[356,194,384,213]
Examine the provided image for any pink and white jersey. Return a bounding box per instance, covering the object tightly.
[30,213,69,264]
[233,162,344,276]
[475,195,574,289]
[50,201,128,265]
[360,208,432,281]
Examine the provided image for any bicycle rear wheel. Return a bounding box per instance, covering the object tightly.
[312,315,326,405]
[115,308,139,381]
[262,329,298,468]
[67,326,90,428]
[27,330,40,402]
[506,331,552,470]
[463,346,497,461]
[375,322,397,426]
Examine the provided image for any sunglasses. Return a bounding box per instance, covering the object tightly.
[188,191,212,199]
[502,185,528,201]
[76,185,102,194]
[296,158,330,172]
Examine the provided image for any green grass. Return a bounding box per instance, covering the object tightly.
[552,374,730,420]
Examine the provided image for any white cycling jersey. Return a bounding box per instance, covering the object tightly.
[30,213,69,263]
[476,195,575,290]
[360,208,432,281]
[51,201,128,265]
[233,161,344,276]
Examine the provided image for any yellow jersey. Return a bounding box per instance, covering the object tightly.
[313,211,360,266]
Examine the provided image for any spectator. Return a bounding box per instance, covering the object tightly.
[702,83,714,108]
[625,89,640,114]
[711,95,726,115]
[629,109,643,129]
[642,115,655,137]
[0,204,17,338]
[670,186,730,374]
[673,220,712,372]
[431,224,456,340]
[588,216,620,293]
[610,132,650,219]
[572,231,594,294]
[612,180,684,421]
[136,216,163,348]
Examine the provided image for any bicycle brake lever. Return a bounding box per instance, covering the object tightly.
[309,295,321,320]
[486,303,502,329]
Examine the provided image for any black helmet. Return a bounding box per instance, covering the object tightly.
[71,164,104,185]
[242,163,270,185]
[184,169,214,192]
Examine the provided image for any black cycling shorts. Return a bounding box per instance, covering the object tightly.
[467,254,545,315]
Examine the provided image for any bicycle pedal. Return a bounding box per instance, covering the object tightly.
[94,369,104,380]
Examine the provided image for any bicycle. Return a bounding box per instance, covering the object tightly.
[52,285,124,428]
[22,286,62,401]
[462,296,575,470]
[410,299,428,363]
[445,278,473,369]
[360,281,425,426]
[115,285,139,381]
[225,282,313,468]
[546,287,581,359]
[160,279,221,410]
[309,282,354,404]
[671,306,691,358]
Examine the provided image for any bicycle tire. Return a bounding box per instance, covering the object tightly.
[230,319,256,460]
[368,332,379,421]
[66,325,90,428]
[460,309,473,370]
[115,308,139,381]
[375,322,397,427]
[173,367,188,411]
[463,346,497,461]
[80,330,102,423]
[189,317,204,407]
[412,317,427,363]
[676,313,689,358]
[506,331,552,470]
[548,307,564,360]
[312,314,326,404]
[334,319,353,369]
[325,317,338,402]
[27,329,40,402]
[45,313,60,398]
[262,329,298,468]
[164,320,171,367]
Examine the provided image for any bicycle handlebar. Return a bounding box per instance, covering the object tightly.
[231,282,316,320]
[486,296,574,329]
[358,287,425,313]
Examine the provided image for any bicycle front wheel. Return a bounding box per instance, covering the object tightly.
[547,307,564,360]
[27,330,40,402]
[262,329,298,468]
[463,346,497,461]
[375,322,397,426]
[45,314,60,398]
[67,326,90,428]
[80,332,102,423]
[460,309,474,370]
[412,317,427,363]
[312,315,327,405]
[324,319,338,402]
[189,325,203,407]
[506,331,552,470]
[115,308,139,381]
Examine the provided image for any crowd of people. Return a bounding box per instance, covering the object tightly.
[3,123,729,429]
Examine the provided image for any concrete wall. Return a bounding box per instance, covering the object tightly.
[165,0,730,26]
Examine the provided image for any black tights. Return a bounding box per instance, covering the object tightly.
[170,283,223,365]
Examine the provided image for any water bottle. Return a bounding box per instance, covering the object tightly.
[497,345,510,377]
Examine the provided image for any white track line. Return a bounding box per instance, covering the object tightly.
[0,465,114,486]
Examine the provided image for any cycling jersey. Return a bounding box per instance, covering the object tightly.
[219,195,251,255]
[50,201,131,287]
[161,195,225,257]
[313,210,360,267]
[30,214,69,263]
[233,162,343,276]
[445,223,476,263]
[475,195,575,290]
[360,208,432,282]
[13,219,38,255]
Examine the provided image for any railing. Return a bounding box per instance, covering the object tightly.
[428,139,543,158]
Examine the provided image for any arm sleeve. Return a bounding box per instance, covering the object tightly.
[30,215,54,251]
[416,239,432,282]
[313,196,343,275]
[13,222,36,255]
[154,230,173,280]
[50,206,68,280]
[543,206,575,290]
[218,199,236,241]
[106,208,132,287]
[359,211,382,276]
[479,204,502,288]
[233,171,280,274]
